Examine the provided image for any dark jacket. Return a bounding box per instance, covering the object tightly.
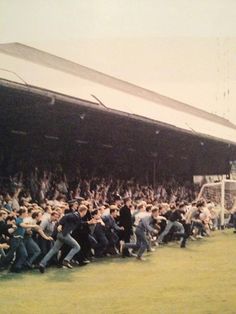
[0,221,12,238]
[119,205,133,236]
[59,212,86,236]
[169,210,183,222]
[103,215,122,232]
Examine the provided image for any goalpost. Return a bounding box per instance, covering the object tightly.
[197,179,236,227]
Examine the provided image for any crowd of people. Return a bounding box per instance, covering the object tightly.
[0,167,198,205]
[0,168,230,274]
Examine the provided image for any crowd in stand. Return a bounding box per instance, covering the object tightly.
[0,168,230,274]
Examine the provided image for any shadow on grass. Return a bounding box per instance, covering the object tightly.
[1,267,74,283]
[0,234,222,283]
[0,259,126,283]
[41,256,151,283]
[45,267,76,282]
[0,271,24,282]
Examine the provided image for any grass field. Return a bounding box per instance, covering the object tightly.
[1,230,236,314]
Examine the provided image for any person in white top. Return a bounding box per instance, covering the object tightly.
[133,201,149,227]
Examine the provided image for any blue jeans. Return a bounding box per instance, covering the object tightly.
[38,236,54,258]
[0,237,28,271]
[24,236,41,267]
[40,232,80,267]
[158,221,185,243]
[93,231,109,257]
[124,227,149,258]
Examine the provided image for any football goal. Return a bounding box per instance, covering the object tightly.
[197,179,236,227]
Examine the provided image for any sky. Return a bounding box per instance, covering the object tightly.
[0,0,236,124]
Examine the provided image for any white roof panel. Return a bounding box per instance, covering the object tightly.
[0,42,236,144]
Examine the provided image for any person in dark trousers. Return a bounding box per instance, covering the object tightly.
[38,211,60,259]
[191,200,206,238]
[120,207,159,261]
[61,205,92,266]
[39,205,94,273]
[90,209,108,258]
[103,205,124,254]
[119,197,133,256]
[0,208,38,272]
[158,204,187,248]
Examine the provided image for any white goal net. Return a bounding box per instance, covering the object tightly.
[197,179,236,227]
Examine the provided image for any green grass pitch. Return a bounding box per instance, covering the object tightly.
[1,230,236,314]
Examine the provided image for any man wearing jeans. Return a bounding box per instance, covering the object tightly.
[0,208,38,272]
[158,204,187,248]
[38,211,60,258]
[120,207,159,261]
[39,205,94,273]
